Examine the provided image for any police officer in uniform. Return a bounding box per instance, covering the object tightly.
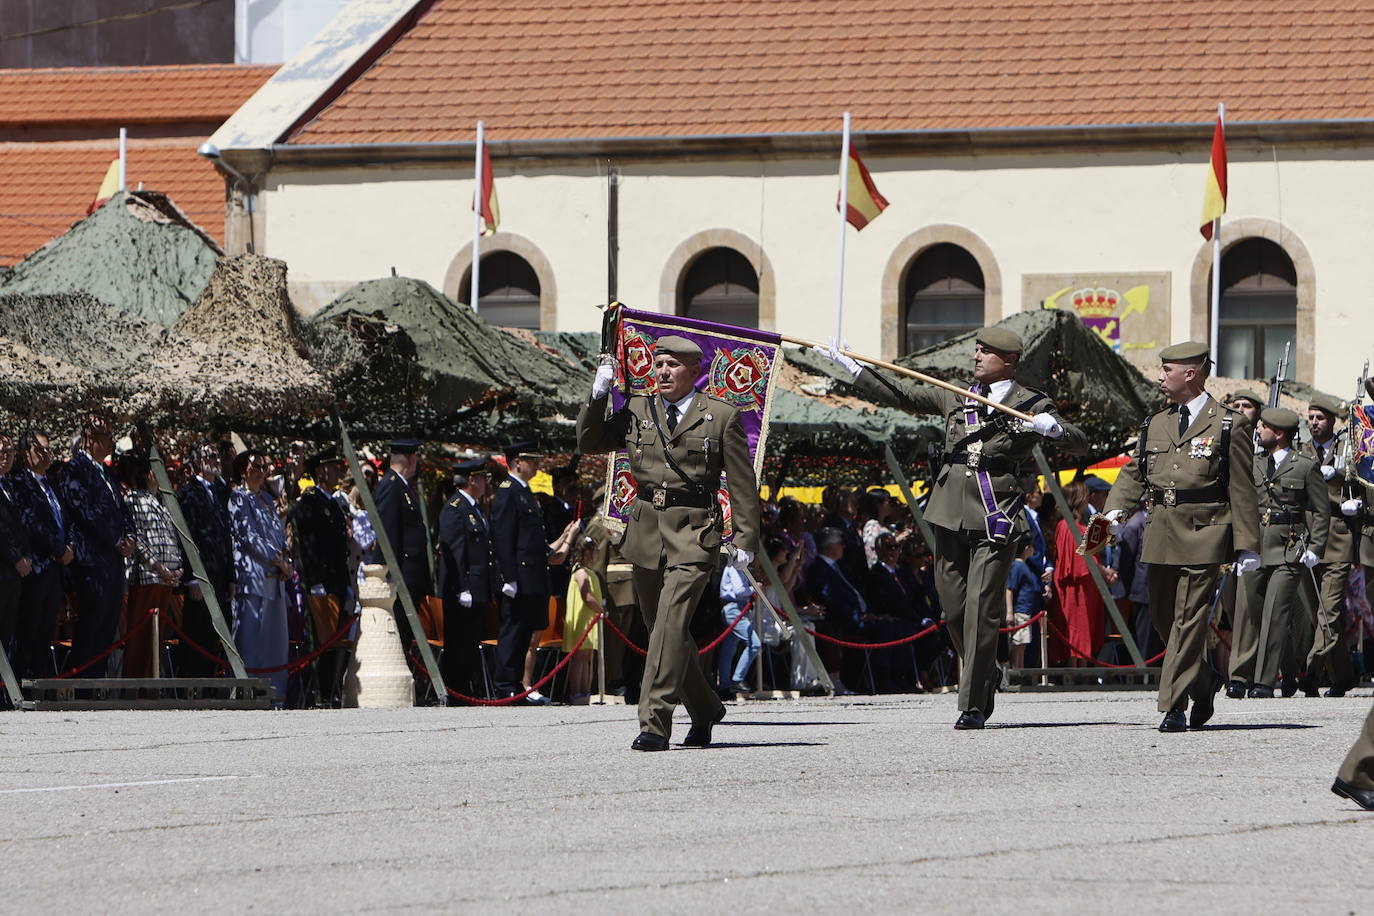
[290,448,352,705]
[1300,393,1361,696]
[822,326,1084,728]
[438,457,494,698]
[578,335,762,750]
[1225,407,1328,698]
[374,438,432,654]
[1104,342,1261,732]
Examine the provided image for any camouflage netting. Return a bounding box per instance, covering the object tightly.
[308,277,588,442]
[0,191,220,327]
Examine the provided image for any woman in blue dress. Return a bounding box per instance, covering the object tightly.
[229,449,292,704]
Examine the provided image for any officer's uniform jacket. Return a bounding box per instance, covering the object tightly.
[1105,396,1260,565]
[1301,431,1359,563]
[1251,450,1329,566]
[290,486,351,596]
[438,491,496,604]
[56,450,133,568]
[854,373,1086,533]
[490,476,551,598]
[373,469,432,595]
[577,390,761,569]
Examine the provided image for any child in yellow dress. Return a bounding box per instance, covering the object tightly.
[563,537,605,703]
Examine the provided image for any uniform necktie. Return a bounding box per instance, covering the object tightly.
[1316,443,1326,464]
[1177,405,1190,437]
[666,403,679,432]
[1266,455,1276,479]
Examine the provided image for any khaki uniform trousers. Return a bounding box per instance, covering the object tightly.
[1239,564,1309,688]
[632,561,725,739]
[933,526,1014,714]
[1338,703,1374,790]
[1306,561,1354,685]
[1224,573,1257,683]
[1148,563,1222,713]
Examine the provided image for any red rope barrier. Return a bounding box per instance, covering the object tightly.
[601,614,648,657]
[805,619,942,650]
[600,599,756,658]
[1046,619,1166,668]
[160,608,359,676]
[1000,609,1045,634]
[52,609,155,679]
[1209,621,1232,650]
[408,611,604,706]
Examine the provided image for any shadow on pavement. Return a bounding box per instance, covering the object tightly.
[704,741,829,749]
[724,720,863,727]
[1193,723,1320,731]
[989,721,1134,729]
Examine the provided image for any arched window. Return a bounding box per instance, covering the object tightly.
[678,247,759,328]
[1215,238,1296,379]
[902,243,984,354]
[457,250,540,329]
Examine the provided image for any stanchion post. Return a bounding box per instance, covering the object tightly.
[883,443,938,551]
[1031,445,1146,667]
[142,424,249,680]
[151,609,160,680]
[752,597,764,696]
[335,410,448,705]
[595,616,606,703]
[752,555,834,696]
[1039,614,1050,686]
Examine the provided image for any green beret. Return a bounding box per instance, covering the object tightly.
[975,326,1023,354]
[1231,389,1264,405]
[1159,341,1209,363]
[1260,407,1300,432]
[654,335,703,361]
[1309,393,1345,417]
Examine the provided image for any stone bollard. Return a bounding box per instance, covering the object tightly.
[343,564,415,708]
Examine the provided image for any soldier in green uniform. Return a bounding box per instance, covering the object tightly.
[1299,393,1362,696]
[1333,710,1374,810]
[822,327,1087,729]
[1216,389,1264,681]
[1104,342,1261,732]
[577,335,761,751]
[1225,407,1328,699]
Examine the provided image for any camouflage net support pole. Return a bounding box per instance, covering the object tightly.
[754,553,834,697]
[0,629,23,709]
[883,443,939,553]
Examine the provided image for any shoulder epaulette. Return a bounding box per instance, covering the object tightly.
[498,479,511,488]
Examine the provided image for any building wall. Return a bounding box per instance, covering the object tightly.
[262,141,1374,392]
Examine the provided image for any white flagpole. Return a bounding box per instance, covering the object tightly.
[470,120,484,313]
[1209,102,1224,363]
[832,111,851,348]
[118,127,127,191]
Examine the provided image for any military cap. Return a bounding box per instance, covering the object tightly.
[304,446,345,472]
[502,441,543,462]
[389,438,421,454]
[974,326,1023,354]
[1231,389,1264,406]
[1260,407,1300,432]
[1083,474,1112,493]
[1309,393,1345,417]
[1159,341,1209,363]
[654,335,703,361]
[453,456,489,475]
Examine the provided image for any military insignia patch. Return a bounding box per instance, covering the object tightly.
[1188,436,1215,459]
[706,346,771,412]
[619,329,658,395]
[609,454,638,516]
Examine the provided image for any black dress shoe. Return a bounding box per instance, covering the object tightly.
[1225,680,1247,699]
[1279,678,1298,698]
[1189,691,1215,729]
[682,706,726,747]
[1248,685,1275,699]
[1158,708,1187,732]
[1332,777,1374,811]
[630,732,669,752]
[1298,674,1321,698]
[1326,681,1355,698]
[954,710,985,730]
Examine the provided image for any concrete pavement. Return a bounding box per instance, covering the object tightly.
[1,689,1371,912]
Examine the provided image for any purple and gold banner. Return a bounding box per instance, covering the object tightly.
[1353,403,1374,488]
[601,305,781,536]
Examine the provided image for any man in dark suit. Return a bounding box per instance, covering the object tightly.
[0,433,33,696]
[864,531,919,691]
[437,457,494,698]
[177,439,235,676]
[805,528,870,695]
[373,438,432,654]
[57,416,135,679]
[290,448,353,705]
[10,432,73,680]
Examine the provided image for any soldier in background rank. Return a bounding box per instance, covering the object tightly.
[1104,342,1260,732]
[1299,394,1362,696]
[437,457,495,699]
[822,326,1086,729]
[374,438,431,694]
[1226,407,1328,699]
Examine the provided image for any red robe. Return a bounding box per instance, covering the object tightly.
[1050,518,1105,663]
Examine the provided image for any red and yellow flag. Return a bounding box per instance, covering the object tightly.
[473,137,499,235]
[1199,114,1227,240]
[87,158,120,214]
[839,148,889,230]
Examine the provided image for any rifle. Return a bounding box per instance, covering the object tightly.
[1267,341,1290,408]
[1343,358,1369,484]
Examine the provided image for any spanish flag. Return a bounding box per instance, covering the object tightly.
[839,148,889,230]
[473,136,499,235]
[87,158,120,214]
[1199,113,1227,240]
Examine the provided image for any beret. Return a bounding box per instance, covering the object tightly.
[1231,389,1264,405]
[1309,393,1345,417]
[654,335,703,361]
[974,326,1023,353]
[1260,407,1300,432]
[1159,341,1209,362]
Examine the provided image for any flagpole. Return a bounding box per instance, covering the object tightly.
[470,120,484,313]
[832,111,851,348]
[118,127,127,191]
[1209,102,1224,363]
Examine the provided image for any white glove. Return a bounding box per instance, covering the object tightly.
[1321,465,1337,481]
[591,356,615,399]
[1299,550,1320,569]
[730,547,754,570]
[459,590,473,607]
[1026,412,1064,439]
[1341,498,1363,517]
[501,581,517,598]
[811,341,862,380]
[1103,508,1124,535]
[1235,551,1261,576]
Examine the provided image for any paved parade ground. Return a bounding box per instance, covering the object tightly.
[2,689,1372,913]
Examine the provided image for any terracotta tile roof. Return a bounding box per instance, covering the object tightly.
[288,0,1374,145]
[0,142,224,265]
[0,64,277,127]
